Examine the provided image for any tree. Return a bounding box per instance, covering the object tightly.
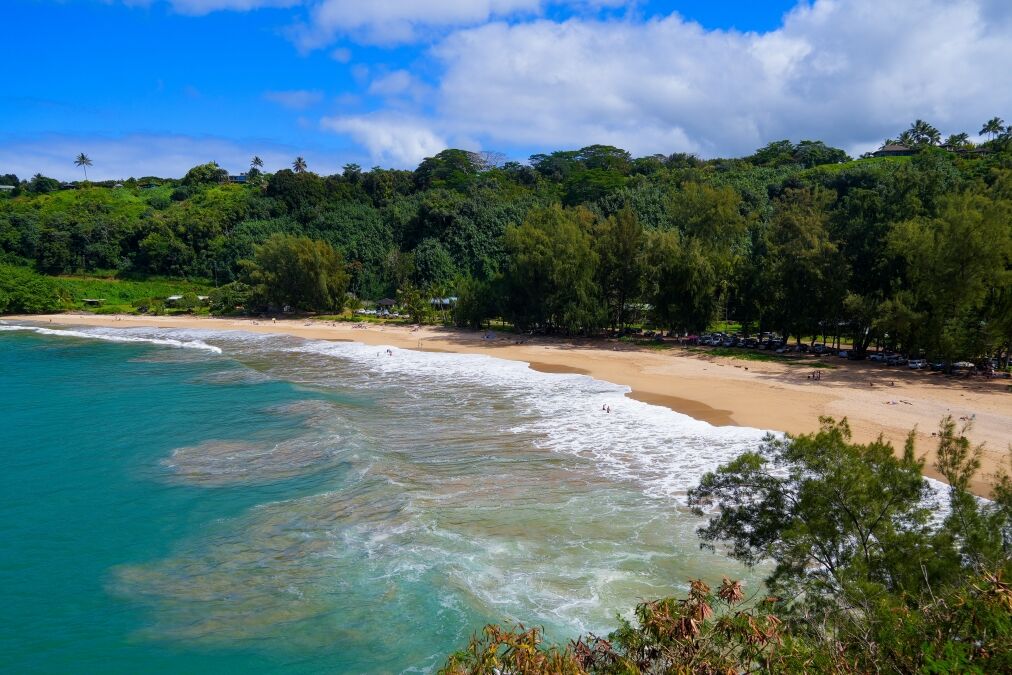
[241,234,349,311]
[888,192,1012,360]
[181,161,228,186]
[396,282,429,324]
[251,155,264,170]
[647,231,718,333]
[593,208,645,329]
[944,132,972,148]
[688,418,944,604]
[980,116,1006,141]
[412,237,456,287]
[74,153,92,181]
[292,156,308,174]
[908,119,941,146]
[501,205,601,333]
[767,188,846,343]
[342,163,362,184]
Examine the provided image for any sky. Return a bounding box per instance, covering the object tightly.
[1,0,1010,180]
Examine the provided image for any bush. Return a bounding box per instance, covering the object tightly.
[0,265,66,314]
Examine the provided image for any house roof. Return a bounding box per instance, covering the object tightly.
[878,143,911,152]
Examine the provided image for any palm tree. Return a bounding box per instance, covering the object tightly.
[980,117,1005,141]
[897,130,916,147]
[908,119,940,146]
[944,132,971,149]
[251,155,264,170]
[74,153,93,181]
[292,156,308,173]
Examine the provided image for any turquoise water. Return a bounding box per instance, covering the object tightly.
[0,324,763,673]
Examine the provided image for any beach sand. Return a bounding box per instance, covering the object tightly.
[11,313,1010,497]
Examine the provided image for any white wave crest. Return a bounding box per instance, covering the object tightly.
[0,323,223,353]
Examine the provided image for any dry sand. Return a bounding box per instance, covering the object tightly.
[11,313,1011,496]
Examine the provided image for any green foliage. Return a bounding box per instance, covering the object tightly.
[241,234,349,312]
[0,144,1007,362]
[181,161,228,186]
[442,417,1012,673]
[502,206,601,333]
[0,264,66,313]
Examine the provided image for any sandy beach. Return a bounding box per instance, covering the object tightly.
[9,313,1010,497]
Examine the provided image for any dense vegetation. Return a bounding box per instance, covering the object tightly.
[2,121,1010,363]
[441,417,1012,674]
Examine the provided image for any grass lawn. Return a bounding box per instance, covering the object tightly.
[52,275,214,314]
[701,347,839,368]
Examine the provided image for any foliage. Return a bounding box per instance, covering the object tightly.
[0,138,1008,363]
[241,234,349,312]
[0,264,66,313]
[441,417,1012,673]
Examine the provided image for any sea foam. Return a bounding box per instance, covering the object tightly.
[0,323,223,353]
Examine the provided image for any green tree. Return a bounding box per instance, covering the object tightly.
[292,156,308,174]
[74,153,92,181]
[908,119,942,146]
[412,237,456,287]
[501,205,601,333]
[889,191,1012,359]
[647,231,718,333]
[396,281,429,323]
[0,264,66,313]
[767,187,846,342]
[688,418,945,604]
[593,208,645,328]
[181,161,228,186]
[980,116,1006,141]
[241,234,349,311]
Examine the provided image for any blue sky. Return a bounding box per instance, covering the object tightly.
[2,0,1009,179]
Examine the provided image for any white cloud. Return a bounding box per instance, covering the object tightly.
[0,134,346,181]
[419,0,1012,158]
[263,89,325,109]
[330,46,352,62]
[164,0,302,16]
[294,0,544,47]
[320,114,446,166]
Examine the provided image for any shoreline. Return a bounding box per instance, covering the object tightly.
[6,313,1010,497]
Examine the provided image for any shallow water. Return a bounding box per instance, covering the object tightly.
[1,322,769,673]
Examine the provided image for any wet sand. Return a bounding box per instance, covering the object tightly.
[10,313,1010,496]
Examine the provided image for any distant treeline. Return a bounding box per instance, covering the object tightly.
[2,133,1010,363]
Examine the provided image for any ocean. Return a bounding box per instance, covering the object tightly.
[0,322,767,674]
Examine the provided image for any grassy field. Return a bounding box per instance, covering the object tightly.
[698,346,839,368]
[52,275,214,314]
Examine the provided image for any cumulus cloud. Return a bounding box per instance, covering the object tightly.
[320,114,446,166]
[263,89,325,109]
[420,0,1012,158]
[0,134,345,181]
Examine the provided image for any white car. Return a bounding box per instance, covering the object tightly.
[908,359,928,369]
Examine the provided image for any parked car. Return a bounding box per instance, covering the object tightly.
[838,350,851,358]
[908,359,928,369]
[868,353,885,362]
[886,355,908,366]
[930,361,948,371]
[812,344,826,355]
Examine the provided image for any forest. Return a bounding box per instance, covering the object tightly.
[2,121,1010,364]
